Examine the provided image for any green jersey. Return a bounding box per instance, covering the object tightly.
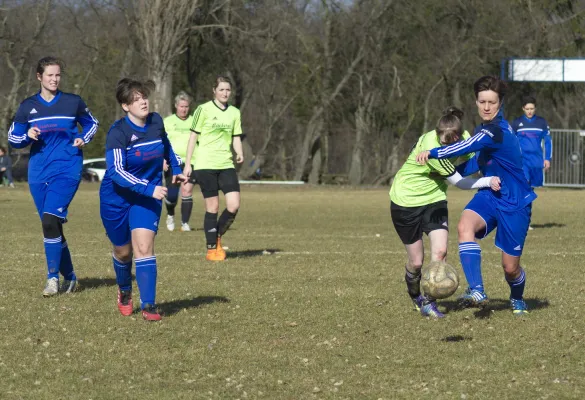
[191,101,242,170]
[164,113,194,161]
[390,130,472,207]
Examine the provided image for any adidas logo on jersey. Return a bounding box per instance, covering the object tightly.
[30,108,38,114]
[518,123,524,127]
[514,245,522,251]
[154,221,158,227]
[213,117,218,120]
[130,134,139,142]
[57,207,63,213]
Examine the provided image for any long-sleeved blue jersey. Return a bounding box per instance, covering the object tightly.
[428,110,536,211]
[100,113,182,207]
[510,115,552,168]
[8,91,99,183]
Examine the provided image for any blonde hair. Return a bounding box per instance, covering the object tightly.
[174,91,192,105]
[436,106,463,143]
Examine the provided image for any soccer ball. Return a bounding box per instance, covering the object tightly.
[420,261,459,299]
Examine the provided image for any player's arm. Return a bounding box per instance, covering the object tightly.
[7,104,32,149]
[543,123,552,163]
[447,172,500,190]
[75,97,99,145]
[232,112,244,163]
[455,153,481,176]
[417,127,500,164]
[105,127,157,198]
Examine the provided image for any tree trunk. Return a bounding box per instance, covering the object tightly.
[151,65,173,117]
[349,104,366,185]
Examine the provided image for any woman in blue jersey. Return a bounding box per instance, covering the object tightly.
[8,56,99,297]
[416,76,536,315]
[100,78,185,321]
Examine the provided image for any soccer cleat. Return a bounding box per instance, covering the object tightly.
[59,279,77,293]
[420,299,445,318]
[411,294,425,311]
[528,225,534,231]
[510,298,529,316]
[206,248,225,261]
[117,289,133,316]
[458,287,489,308]
[43,277,59,297]
[166,215,175,231]
[215,237,226,259]
[141,304,162,321]
[180,222,191,232]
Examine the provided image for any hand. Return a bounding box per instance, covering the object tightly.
[163,159,169,172]
[490,176,501,191]
[172,174,187,184]
[183,164,192,178]
[72,138,85,148]
[544,160,551,171]
[236,153,244,164]
[0,167,6,172]
[28,126,41,141]
[152,186,168,200]
[415,151,430,165]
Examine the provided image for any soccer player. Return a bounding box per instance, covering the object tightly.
[183,76,244,261]
[100,78,185,321]
[416,76,537,316]
[163,91,196,232]
[511,95,552,230]
[8,56,99,296]
[391,107,500,318]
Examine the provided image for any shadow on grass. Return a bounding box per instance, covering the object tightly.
[530,222,565,229]
[440,297,550,319]
[77,277,120,291]
[228,248,282,258]
[441,335,472,343]
[159,296,230,316]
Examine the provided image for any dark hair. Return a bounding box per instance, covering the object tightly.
[436,106,464,143]
[36,56,65,75]
[473,75,507,101]
[522,95,536,107]
[213,75,233,90]
[116,78,155,105]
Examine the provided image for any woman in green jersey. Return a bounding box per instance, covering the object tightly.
[390,107,500,318]
[164,91,196,232]
[184,76,244,261]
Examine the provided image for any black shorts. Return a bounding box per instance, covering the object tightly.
[390,200,448,245]
[165,163,197,185]
[193,168,240,198]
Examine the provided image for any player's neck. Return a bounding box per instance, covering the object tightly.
[176,114,188,121]
[39,88,58,103]
[213,99,227,110]
[127,113,146,128]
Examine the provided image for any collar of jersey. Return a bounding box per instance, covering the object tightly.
[522,115,536,122]
[36,91,62,107]
[212,100,230,112]
[125,115,149,132]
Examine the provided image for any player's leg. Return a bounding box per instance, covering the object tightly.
[216,169,241,259]
[180,165,196,231]
[495,205,531,315]
[390,201,426,312]
[457,194,495,307]
[194,170,223,260]
[129,201,162,321]
[164,166,179,231]
[29,183,56,296]
[101,202,133,316]
[527,167,542,231]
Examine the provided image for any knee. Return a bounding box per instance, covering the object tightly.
[502,262,521,277]
[457,220,474,239]
[227,204,240,214]
[41,213,61,238]
[432,248,447,262]
[113,246,132,263]
[133,241,153,258]
[206,199,220,214]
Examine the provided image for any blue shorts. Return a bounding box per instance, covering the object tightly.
[465,192,532,257]
[523,165,544,187]
[100,199,162,247]
[29,178,80,220]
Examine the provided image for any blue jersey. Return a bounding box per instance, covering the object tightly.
[7,91,99,183]
[510,115,552,168]
[428,111,536,211]
[100,113,182,207]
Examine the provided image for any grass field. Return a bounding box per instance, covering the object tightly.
[1,183,584,399]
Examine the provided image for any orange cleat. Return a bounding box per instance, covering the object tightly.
[141,305,162,321]
[117,289,133,316]
[206,247,226,261]
[215,237,227,259]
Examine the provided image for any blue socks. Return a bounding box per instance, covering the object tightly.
[458,242,484,292]
[59,241,76,281]
[113,256,132,291]
[506,268,526,300]
[43,236,63,279]
[135,256,157,309]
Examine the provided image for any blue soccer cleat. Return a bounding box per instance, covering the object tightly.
[411,294,425,312]
[420,299,445,318]
[510,298,529,316]
[458,287,489,308]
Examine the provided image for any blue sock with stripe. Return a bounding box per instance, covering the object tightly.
[506,268,526,300]
[44,236,63,279]
[458,242,484,292]
[135,256,157,309]
[113,256,132,291]
[59,241,76,281]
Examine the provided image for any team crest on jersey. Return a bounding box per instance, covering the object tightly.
[135,150,141,157]
[30,108,38,114]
